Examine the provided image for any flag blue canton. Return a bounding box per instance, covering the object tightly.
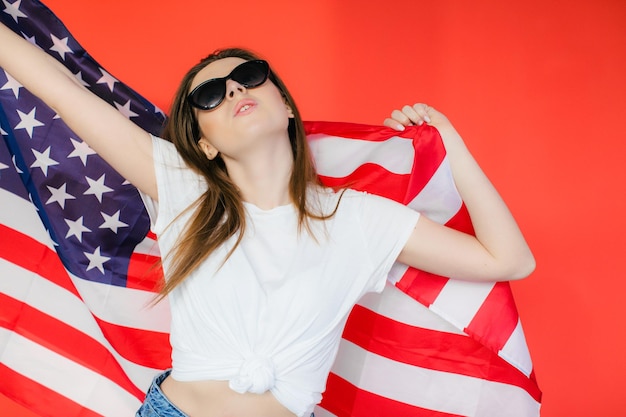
[0,0,166,287]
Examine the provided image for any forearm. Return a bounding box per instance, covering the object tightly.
[437,123,535,280]
[0,23,84,110]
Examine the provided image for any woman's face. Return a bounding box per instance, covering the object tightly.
[190,57,293,161]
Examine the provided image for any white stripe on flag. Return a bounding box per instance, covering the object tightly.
[407,157,462,224]
[71,271,170,333]
[0,328,142,416]
[385,262,409,286]
[133,234,160,257]
[332,340,540,417]
[358,283,465,335]
[430,280,495,329]
[500,319,533,377]
[308,134,415,176]
[0,188,53,248]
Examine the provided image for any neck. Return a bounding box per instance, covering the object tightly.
[222,135,294,210]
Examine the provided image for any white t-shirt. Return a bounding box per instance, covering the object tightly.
[141,136,421,417]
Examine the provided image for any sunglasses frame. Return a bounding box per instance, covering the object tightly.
[187,60,270,111]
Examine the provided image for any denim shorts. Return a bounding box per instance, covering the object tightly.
[136,369,314,417]
[136,369,188,416]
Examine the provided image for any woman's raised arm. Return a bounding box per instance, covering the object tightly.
[0,23,158,200]
[386,104,536,282]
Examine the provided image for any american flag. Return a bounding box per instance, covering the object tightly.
[0,1,541,416]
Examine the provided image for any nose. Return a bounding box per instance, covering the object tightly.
[225,79,246,100]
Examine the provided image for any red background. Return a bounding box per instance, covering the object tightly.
[3,0,626,416]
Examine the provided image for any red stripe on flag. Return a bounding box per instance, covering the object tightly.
[318,164,410,201]
[0,363,104,417]
[93,315,171,370]
[396,270,449,307]
[444,203,475,235]
[126,252,163,292]
[465,282,520,350]
[0,225,79,298]
[0,293,146,401]
[404,129,447,204]
[321,373,464,417]
[305,121,413,142]
[343,305,542,401]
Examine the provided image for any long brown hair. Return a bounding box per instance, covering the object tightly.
[158,48,329,297]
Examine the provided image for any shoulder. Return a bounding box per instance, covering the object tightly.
[148,135,207,221]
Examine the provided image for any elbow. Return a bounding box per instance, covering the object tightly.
[506,252,536,281]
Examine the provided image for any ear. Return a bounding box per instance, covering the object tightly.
[285,103,295,119]
[198,138,219,160]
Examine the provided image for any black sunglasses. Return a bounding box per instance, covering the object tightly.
[187,60,270,111]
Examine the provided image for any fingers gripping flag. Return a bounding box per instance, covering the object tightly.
[0,1,540,416]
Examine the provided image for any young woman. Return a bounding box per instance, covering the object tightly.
[0,24,535,417]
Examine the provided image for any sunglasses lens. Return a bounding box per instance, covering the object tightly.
[188,60,270,110]
[191,81,226,110]
[232,60,269,88]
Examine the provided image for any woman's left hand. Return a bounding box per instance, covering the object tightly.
[383,103,450,132]
[384,103,466,151]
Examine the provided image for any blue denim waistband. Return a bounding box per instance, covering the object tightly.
[136,369,188,417]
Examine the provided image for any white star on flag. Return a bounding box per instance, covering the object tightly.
[23,33,40,48]
[84,246,110,274]
[96,68,117,92]
[45,183,75,209]
[73,71,90,87]
[68,137,96,166]
[100,210,129,233]
[0,161,8,170]
[30,146,59,176]
[1,70,22,98]
[49,34,72,60]
[2,0,27,23]
[65,216,92,242]
[84,174,113,202]
[115,100,139,119]
[15,107,45,138]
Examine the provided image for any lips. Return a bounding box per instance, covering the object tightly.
[234,99,257,116]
